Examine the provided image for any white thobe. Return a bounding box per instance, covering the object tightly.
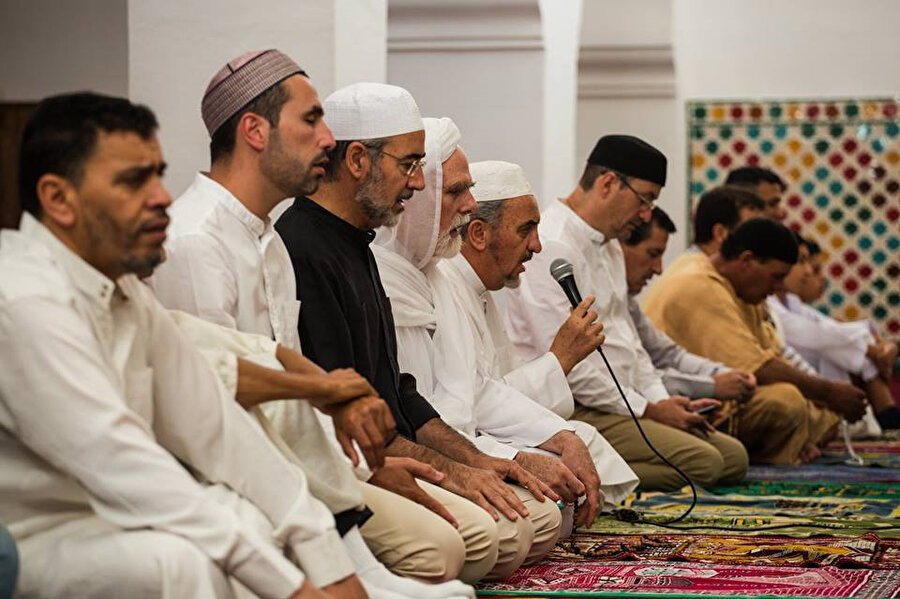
[767,293,879,382]
[506,201,670,418]
[443,255,639,505]
[148,172,364,514]
[0,215,352,598]
[627,297,727,398]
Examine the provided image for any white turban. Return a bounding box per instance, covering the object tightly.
[324,82,423,140]
[375,117,461,270]
[470,160,533,203]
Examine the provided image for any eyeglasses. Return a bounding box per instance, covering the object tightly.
[617,174,656,210]
[379,149,427,178]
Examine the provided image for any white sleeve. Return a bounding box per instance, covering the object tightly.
[148,233,239,329]
[507,244,653,417]
[0,296,314,598]
[502,352,575,419]
[141,286,354,588]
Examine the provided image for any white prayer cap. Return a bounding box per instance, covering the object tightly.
[470,160,533,203]
[375,117,462,270]
[324,82,423,140]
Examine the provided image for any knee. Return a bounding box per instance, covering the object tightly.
[147,533,226,590]
[753,383,807,430]
[407,524,467,582]
[717,436,750,484]
[681,442,726,487]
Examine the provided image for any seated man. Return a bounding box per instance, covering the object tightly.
[725,165,788,221]
[1,92,357,599]
[767,235,899,431]
[506,136,748,492]
[444,160,640,516]
[642,186,814,375]
[642,185,764,306]
[621,206,757,404]
[375,139,637,530]
[148,50,471,595]
[644,218,867,464]
[276,83,560,582]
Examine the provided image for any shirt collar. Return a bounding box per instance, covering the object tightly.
[293,196,376,245]
[555,200,608,246]
[18,213,120,307]
[195,172,268,238]
[450,253,488,298]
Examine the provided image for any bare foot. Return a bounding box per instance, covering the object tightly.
[798,443,822,463]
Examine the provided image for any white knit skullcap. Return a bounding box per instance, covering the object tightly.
[470,160,533,203]
[324,82,423,140]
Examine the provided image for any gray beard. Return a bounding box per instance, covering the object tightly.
[357,167,401,228]
[432,213,470,260]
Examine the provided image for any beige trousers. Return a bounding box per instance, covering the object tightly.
[572,406,749,491]
[361,480,560,584]
[732,383,840,465]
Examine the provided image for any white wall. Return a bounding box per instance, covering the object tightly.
[335,0,388,89]
[387,0,546,197]
[128,0,340,198]
[0,0,128,101]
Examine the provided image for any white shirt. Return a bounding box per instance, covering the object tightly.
[506,201,670,418]
[767,293,878,382]
[148,172,300,348]
[0,215,352,598]
[149,172,365,510]
[627,297,726,398]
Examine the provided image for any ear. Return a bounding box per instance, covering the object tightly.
[36,173,78,228]
[712,223,730,244]
[737,249,756,265]
[344,141,372,182]
[590,170,619,199]
[465,218,490,251]
[236,112,270,153]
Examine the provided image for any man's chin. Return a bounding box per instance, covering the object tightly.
[503,276,522,289]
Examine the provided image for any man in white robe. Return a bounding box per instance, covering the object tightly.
[1,91,352,599]
[149,51,473,598]
[505,136,749,491]
[371,117,562,575]
[768,237,899,432]
[442,160,640,523]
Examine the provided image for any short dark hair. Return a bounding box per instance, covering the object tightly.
[720,217,798,264]
[804,237,822,256]
[321,138,387,182]
[578,163,613,191]
[725,166,787,191]
[19,92,158,217]
[209,80,291,163]
[693,185,765,244]
[623,206,676,246]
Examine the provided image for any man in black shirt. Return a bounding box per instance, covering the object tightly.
[277,82,561,582]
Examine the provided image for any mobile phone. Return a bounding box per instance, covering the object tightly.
[694,403,718,415]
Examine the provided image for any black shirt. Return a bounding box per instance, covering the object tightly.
[276,196,439,440]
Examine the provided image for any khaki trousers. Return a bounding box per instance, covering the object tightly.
[360,480,560,584]
[572,406,749,492]
[731,383,840,465]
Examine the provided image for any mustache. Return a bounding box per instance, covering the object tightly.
[140,211,169,232]
[449,213,471,232]
[311,151,329,167]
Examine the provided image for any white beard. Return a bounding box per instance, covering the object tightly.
[432,213,470,260]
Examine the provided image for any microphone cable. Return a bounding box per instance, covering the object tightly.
[549,258,698,525]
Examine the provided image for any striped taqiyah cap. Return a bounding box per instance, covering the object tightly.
[201,49,306,136]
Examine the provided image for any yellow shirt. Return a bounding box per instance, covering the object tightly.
[643,257,779,374]
[640,250,707,312]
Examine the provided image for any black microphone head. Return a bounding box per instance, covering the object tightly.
[549,258,574,282]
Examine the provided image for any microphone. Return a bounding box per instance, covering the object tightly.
[549,258,583,309]
[547,257,699,525]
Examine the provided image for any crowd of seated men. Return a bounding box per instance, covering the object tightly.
[0,48,896,599]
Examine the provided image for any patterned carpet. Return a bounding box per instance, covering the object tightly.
[477,435,900,598]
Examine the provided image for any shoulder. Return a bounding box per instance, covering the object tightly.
[0,240,74,305]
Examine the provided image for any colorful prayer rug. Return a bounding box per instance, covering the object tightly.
[687,98,900,338]
[744,463,900,483]
[552,531,900,569]
[708,479,900,500]
[478,562,900,597]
